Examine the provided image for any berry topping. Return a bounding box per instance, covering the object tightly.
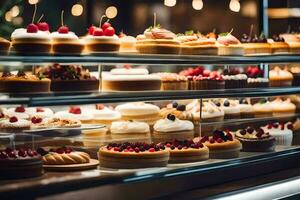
[209,138,215,144]
[0,113,4,118]
[31,116,42,124]
[93,28,104,36]
[102,22,111,30]
[246,127,254,134]
[134,147,140,153]
[240,129,247,135]
[172,101,178,108]
[149,148,155,152]
[58,26,69,34]
[18,149,27,157]
[9,117,18,123]
[223,100,230,107]
[17,70,26,77]
[226,132,233,141]
[239,98,248,104]
[176,105,186,111]
[8,150,17,158]
[2,71,12,77]
[27,23,38,33]
[104,26,115,36]
[287,123,293,130]
[96,104,105,110]
[37,22,49,31]
[267,123,273,129]
[69,107,81,114]
[255,128,264,138]
[88,25,96,35]
[200,135,209,143]
[217,138,223,143]
[56,148,65,154]
[273,123,279,128]
[167,114,176,121]
[36,107,44,112]
[0,151,8,159]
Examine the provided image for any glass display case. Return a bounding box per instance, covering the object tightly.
[1,54,300,199]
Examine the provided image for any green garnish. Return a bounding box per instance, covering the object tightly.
[185,30,194,36]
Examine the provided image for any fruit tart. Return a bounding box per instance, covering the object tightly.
[217,31,244,56]
[98,142,169,169]
[36,64,99,92]
[54,106,93,124]
[85,15,120,53]
[0,71,50,93]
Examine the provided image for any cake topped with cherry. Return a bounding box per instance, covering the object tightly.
[217,30,244,55]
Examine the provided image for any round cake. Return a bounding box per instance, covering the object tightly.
[154,73,188,90]
[98,142,170,169]
[261,122,293,146]
[119,33,137,52]
[90,105,121,126]
[110,120,150,140]
[253,99,273,118]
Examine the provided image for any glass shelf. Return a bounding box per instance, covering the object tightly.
[1,54,300,65]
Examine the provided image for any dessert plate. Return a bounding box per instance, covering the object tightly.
[43,159,99,171]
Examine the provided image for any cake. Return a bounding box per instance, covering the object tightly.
[268,35,289,54]
[51,11,84,55]
[31,117,81,129]
[235,127,276,152]
[90,105,121,126]
[270,98,296,117]
[200,101,225,123]
[195,130,241,159]
[290,66,300,86]
[262,122,293,146]
[36,64,99,92]
[280,33,300,54]
[4,105,31,119]
[98,142,170,169]
[0,147,43,179]
[0,116,30,133]
[159,102,194,122]
[269,66,293,87]
[0,71,50,93]
[119,32,136,52]
[240,33,271,55]
[54,106,94,124]
[154,73,188,90]
[222,74,248,89]
[236,98,254,118]
[26,107,54,119]
[115,102,160,125]
[101,67,161,91]
[153,114,194,142]
[110,121,150,140]
[245,66,269,88]
[217,99,240,119]
[161,139,209,163]
[136,25,180,54]
[253,98,273,118]
[0,37,10,55]
[217,32,244,56]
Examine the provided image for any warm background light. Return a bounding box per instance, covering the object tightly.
[11,6,20,17]
[71,4,84,16]
[192,0,203,10]
[164,0,176,7]
[5,11,12,22]
[229,0,240,12]
[28,0,39,5]
[105,6,118,19]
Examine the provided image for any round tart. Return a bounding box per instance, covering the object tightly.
[0,148,43,179]
[98,142,170,169]
[195,130,241,159]
[217,32,244,56]
[5,105,32,119]
[262,122,293,146]
[160,139,209,163]
[235,127,275,152]
[0,117,30,133]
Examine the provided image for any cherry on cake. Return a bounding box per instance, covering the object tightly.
[0,116,30,133]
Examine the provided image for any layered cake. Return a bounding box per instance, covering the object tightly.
[269,66,293,87]
[188,75,225,90]
[217,99,240,119]
[98,142,170,169]
[36,64,99,92]
[195,130,241,159]
[0,71,50,93]
[0,117,30,133]
[54,106,94,124]
[115,102,160,125]
[161,139,209,163]
[217,32,244,55]
[154,73,188,90]
[110,121,150,139]
[101,67,161,91]
[0,148,43,179]
[235,127,275,152]
[262,122,293,146]
[268,35,289,54]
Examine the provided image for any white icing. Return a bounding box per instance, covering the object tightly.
[54,110,93,121]
[4,108,30,119]
[51,31,79,40]
[154,118,194,132]
[26,107,54,119]
[110,121,150,134]
[247,78,269,83]
[88,107,121,120]
[11,28,50,40]
[270,98,296,112]
[262,123,293,137]
[110,68,149,75]
[115,102,160,116]
[201,101,224,119]
[85,34,119,41]
[253,102,273,113]
[102,74,161,81]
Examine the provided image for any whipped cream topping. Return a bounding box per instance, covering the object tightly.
[90,107,121,120]
[51,31,79,40]
[221,99,240,114]
[115,102,160,116]
[201,101,224,119]
[217,33,241,46]
[222,74,247,80]
[280,33,300,43]
[232,100,254,113]
[110,121,150,134]
[143,27,176,40]
[270,98,296,112]
[11,28,51,40]
[269,66,293,80]
[177,35,198,43]
[154,117,194,132]
[4,108,30,119]
[253,101,272,112]
[262,122,293,136]
[26,107,54,119]
[54,110,93,121]
[247,78,269,83]
[85,34,120,42]
[110,68,149,75]
[120,35,137,43]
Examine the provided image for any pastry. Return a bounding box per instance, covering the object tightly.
[269,66,293,87]
[236,98,254,118]
[222,74,248,89]
[200,101,225,122]
[217,32,244,55]
[136,25,180,54]
[153,114,194,143]
[115,102,160,125]
[0,147,43,179]
[85,16,120,53]
[235,127,275,152]
[54,106,94,124]
[154,73,188,90]
[98,142,170,169]
[36,64,99,92]
[240,33,271,55]
[159,102,194,122]
[280,33,300,53]
[110,121,150,140]
[262,122,293,146]
[31,117,81,129]
[119,32,137,52]
[161,139,209,163]
[217,99,240,119]
[270,98,296,117]
[26,107,54,119]
[90,105,121,126]
[0,71,50,93]
[253,98,273,118]
[268,35,289,54]
[0,37,10,55]
[0,116,30,133]
[4,105,31,119]
[195,130,241,159]
[101,67,161,91]
[290,65,300,86]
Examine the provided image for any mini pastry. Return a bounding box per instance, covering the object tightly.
[0,116,30,133]
[0,147,43,179]
[26,107,54,119]
[195,130,241,159]
[253,98,273,118]
[0,71,50,93]
[217,32,244,56]
[154,73,188,90]
[85,15,120,53]
[240,32,271,55]
[270,98,296,117]
[153,114,194,142]
[36,64,99,92]
[159,102,194,122]
[262,122,293,146]
[101,67,161,91]
[217,99,240,119]
[235,127,275,152]
[98,142,170,169]
[31,117,81,129]
[200,101,225,123]
[268,35,289,54]
[269,66,293,87]
[110,121,150,139]
[0,37,10,55]
[5,105,32,119]
[119,32,137,52]
[90,105,121,126]
[161,139,209,163]
[236,98,254,118]
[51,11,84,55]
[222,74,248,89]
[54,106,94,124]
[280,33,300,53]
[115,102,160,125]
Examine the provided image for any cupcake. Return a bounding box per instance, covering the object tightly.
[270,98,296,117]
[85,16,120,53]
[217,32,244,56]
[54,106,94,124]
[153,114,194,143]
[154,73,188,90]
[0,116,30,133]
[269,66,293,87]
[51,11,84,55]
[236,98,254,118]
[262,122,293,146]
[110,121,150,140]
[119,32,137,53]
[253,99,273,118]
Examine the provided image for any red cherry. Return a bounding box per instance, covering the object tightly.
[9,117,18,123]
[56,148,65,154]
[209,138,215,144]
[0,113,4,118]
[96,104,105,110]
[58,26,69,34]
[287,124,293,130]
[36,107,44,112]
[27,23,38,33]
[37,22,49,31]
[8,151,17,158]
[217,138,223,143]
[31,117,42,124]
[113,147,120,152]
[101,22,111,30]
[15,106,25,113]
[124,64,131,69]
[104,27,115,36]
[93,28,104,36]
[69,107,81,114]
[88,25,96,35]
[149,148,155,152]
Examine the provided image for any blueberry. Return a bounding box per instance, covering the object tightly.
[172,102,178,108]
[223,100,230,107]
[176,105,186,111]
[167,114,176,121]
